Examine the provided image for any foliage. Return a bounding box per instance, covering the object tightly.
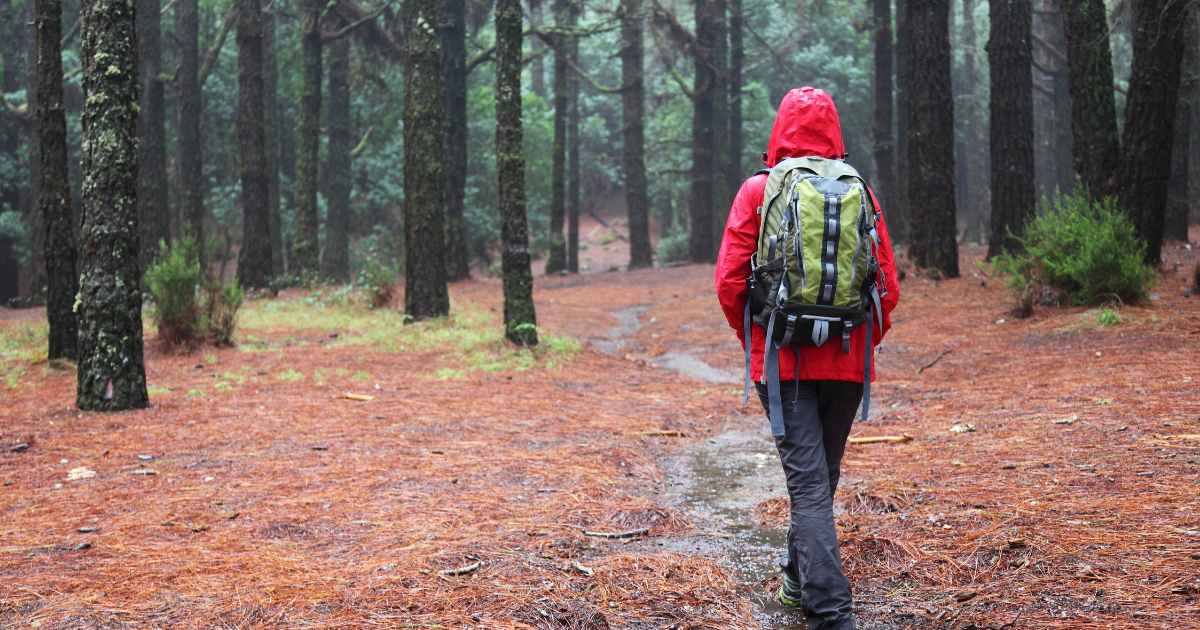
[0,211,31,265]
[202,279,243,346]
[990,192,1155,308]
[655,232,690,265]
[1096,308,1121,327]
[144,238,243,348]
[144,239,203,347]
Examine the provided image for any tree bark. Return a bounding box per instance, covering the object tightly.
[495,0,539,345]
[0,0,28,304]
[1117,0,1188,264]
[987,0,1036,258]
[1063,0,1119,197]
[544,0,569,274]
[136,0,168,269]
[1189,9,1200,231]
[709,0,729,252]
[892,0,912,242]
[36,0,79,359]
[293,0,323,276]
[78,0,149,410]
[440,0,471,280]
[322,34,352,282]
[728,0,743,198]
[905,0,958,276]
[872,0,896,212]
[236,0,272,289]
[529,0,546,97]
[959,0,987,242]
[403,0,450,320]
[264,10,283,276]
[176,0,205,270]
[1164,7,1196,242]
[688,0,717,263]
[566,0,581,273]
[621,0,652,268]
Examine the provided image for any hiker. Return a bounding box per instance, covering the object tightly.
[714,86,901,629]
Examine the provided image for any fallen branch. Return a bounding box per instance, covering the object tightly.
[582,526,650,539]
[634,430,685,438]
[439,560,481,576]
[341,392,375,401]
[848,435,913,445]
[917,348,953,374]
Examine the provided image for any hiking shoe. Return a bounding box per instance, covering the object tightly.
[777,571,805,608]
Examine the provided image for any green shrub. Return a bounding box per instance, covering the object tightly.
[991,192,1155,308]
[202,280,243,346]
[1096,308,1121,327]
[144,239,202,347]
[356,258,396,309]
[656,233,689,265]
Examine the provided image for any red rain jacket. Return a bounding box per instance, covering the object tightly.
[714,87,901,383]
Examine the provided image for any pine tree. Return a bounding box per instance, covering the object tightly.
[321,34,352,282]
[78,0,149,410]
[440,0,471,280]
[236,0,272,289]
[987,0,1035,257]
[293,0,324,276]
[136,0,168,269]
[621,0,652,268]
[495,0,539,345]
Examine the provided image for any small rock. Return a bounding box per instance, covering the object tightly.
[130,468,158,476]
[10,443,29,453]
[137,454,155,462]
[78,526,99,533]
[950,423,976,434]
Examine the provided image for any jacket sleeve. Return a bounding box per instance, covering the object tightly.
[868,187,901,341]
[714,176,765,343]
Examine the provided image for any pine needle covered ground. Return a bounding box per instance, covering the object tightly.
[2,233,1198,628]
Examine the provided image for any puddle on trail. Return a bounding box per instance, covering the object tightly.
[649,422,811,629]
[592,305,740,384]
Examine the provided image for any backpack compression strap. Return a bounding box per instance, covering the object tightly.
[742,300,752,405]
[764,312,786,438]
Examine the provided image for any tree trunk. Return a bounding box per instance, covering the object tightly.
[621,0,651,268]
[688,0,717,263]
[236,0,271,289]
[293,0,323,276]
[529,0,546,98]
[959,0,985,242]
[1166,97,1190,241]
[264,10,283,277]
[1118,0,1188,264]
[136,0,168,269]
[891,0,912,242]
[1063,0,1119,197]
[495,0,539,345]
[566,0,581,274]
[176,0,205,269]
[78,0,149,410]
[0,0,27,304]
[25,1,47,303]
[905,0,958,276]
[1190,9,1200,232]
[321,34,351,282]
[987,0,1035,258]
[36,0,79,359]
[728,0,743,195]
[403,0,450,320]
[871,0,896,211]
[709,0,729,252]
[440,0,471,280]
[545,0,569,274]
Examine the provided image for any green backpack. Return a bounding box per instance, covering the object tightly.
[742,156,884,437]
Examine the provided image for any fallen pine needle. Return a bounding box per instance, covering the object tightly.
[341,392,375,401]
[848,435,913,445]
[1155,434,1200,441]
[439,560,482,576]
[582,527,650,539]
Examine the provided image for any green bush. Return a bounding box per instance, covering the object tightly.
[202,280,243,346]
[356,259,396,309]
[144,239,202,347]
[991,192,1155,308]
[655,233,689,265]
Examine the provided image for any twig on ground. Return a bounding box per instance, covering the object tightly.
[848,435,913,445]
[582,527,650,539]
[439,560,482,576]
[918,348,953,374]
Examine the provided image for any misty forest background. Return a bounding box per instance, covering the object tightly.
[0,0,1197,407]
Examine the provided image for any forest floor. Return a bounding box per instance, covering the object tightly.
[2,229,1199,629]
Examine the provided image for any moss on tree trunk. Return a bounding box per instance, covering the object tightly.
[36,0,79,360]
[495,0,539,345]
[403,0,450,321]
[78,0,149,411]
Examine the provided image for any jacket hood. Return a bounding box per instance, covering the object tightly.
[764,87,846,166]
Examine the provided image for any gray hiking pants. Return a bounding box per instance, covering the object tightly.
[757,380,861,630]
